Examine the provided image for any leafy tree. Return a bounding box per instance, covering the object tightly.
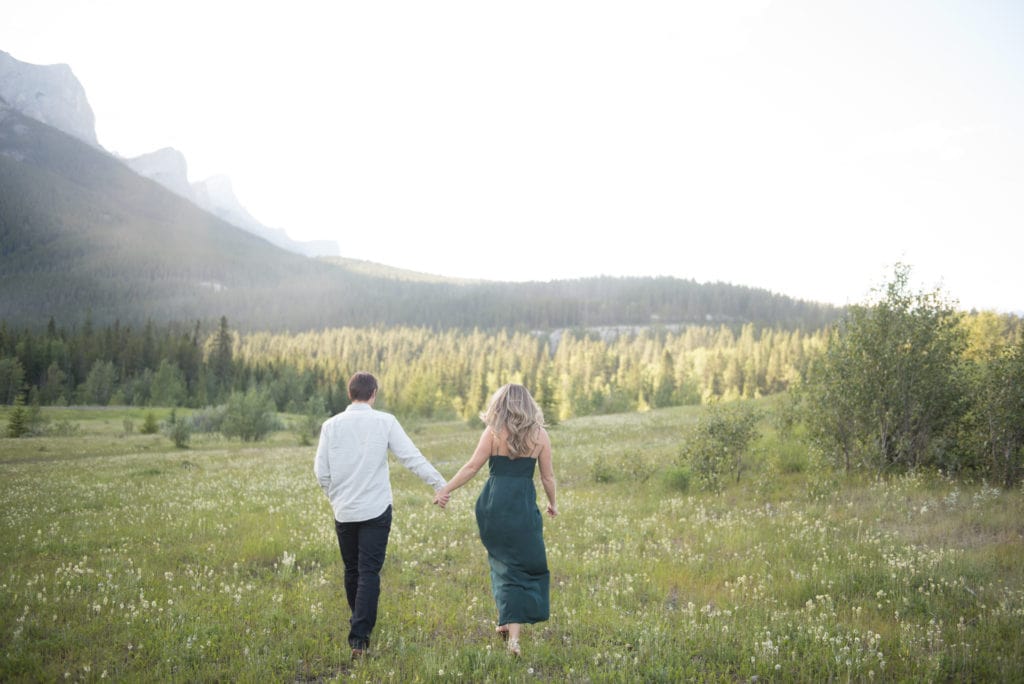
[150,359,187,407]
[0,356,25,405]
[268,364,307,412]
[39,361,68,405]
[294,395,327,446]
[81,359,118,405]
[803,265,967,473]
[964,333,1024,487]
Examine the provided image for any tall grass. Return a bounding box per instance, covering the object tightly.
[1,403,1022,681]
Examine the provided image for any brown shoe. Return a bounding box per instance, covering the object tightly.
[351,648,366,661]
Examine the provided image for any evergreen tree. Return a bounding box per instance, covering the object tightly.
[6,394,29,438]
[653,349,676,408]
[141,411,160,435]
[209,316,234,401]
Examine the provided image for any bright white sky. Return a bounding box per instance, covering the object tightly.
[3,1,1022,312]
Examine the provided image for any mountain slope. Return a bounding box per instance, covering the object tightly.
[0,104,368,327]
[0,105,841,332]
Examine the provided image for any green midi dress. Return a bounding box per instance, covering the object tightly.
[474,455,550,626]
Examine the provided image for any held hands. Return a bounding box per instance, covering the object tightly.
[546,503,558,517]
[433,490,451,509]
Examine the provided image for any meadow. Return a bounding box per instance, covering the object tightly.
[1,403,1022,682]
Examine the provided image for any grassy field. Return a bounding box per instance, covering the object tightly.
[1,403,1022,682]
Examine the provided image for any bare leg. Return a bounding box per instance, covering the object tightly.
[507,623,522,656]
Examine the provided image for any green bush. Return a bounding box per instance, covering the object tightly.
[664,466,691,493]
[221,389,280,442]
[190,405,227,433]
[47,419,81,437]
[161,409,192,448]
[776,443,809,474]
[591,456,617,483]
[619,450,657,482]
[293,396,327,446]
[140,411,159,435]
[680,401,761,492]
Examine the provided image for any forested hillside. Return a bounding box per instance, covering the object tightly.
[0,316,822,420]
[0,106,840,333]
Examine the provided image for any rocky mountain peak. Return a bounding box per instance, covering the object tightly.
[125,147,195,201]
[0,50,99,147]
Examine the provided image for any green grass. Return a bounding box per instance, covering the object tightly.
[1,403,1022,682]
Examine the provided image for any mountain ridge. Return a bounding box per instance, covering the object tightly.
[0,49,339,258]
[0,55,841,333]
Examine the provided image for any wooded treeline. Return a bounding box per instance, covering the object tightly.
[2,276,1022,485]
[0,316,824,420]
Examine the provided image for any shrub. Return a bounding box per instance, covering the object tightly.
[620,450,657,483]
[161,409,192,448]
[680,401,761,492]
[47,419,81,437]
[664,466,691,493]
[140,411,160,435]
[189,405,228,433]
[591,456,617,483]
[293,396,327,446]
[776,443,809,474]
[221,389,280,442]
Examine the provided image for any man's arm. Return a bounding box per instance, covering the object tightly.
[388,418,447,491]
[313,424,332,495]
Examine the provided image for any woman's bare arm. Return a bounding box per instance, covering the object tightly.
[536,429,557,516]
[434,429,492,507]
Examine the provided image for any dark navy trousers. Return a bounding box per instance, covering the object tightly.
[334,505,392,650]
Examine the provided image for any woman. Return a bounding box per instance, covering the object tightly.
[433,384,558,656]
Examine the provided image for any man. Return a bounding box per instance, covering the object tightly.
[314,371,449,659]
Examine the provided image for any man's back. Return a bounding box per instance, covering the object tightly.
[315,402,445,522]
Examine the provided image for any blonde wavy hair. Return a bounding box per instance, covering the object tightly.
[480,384,545,458]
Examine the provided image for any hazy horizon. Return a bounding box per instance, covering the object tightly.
[2,1,1022,312]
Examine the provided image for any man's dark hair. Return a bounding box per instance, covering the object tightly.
[348,372,378,402]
